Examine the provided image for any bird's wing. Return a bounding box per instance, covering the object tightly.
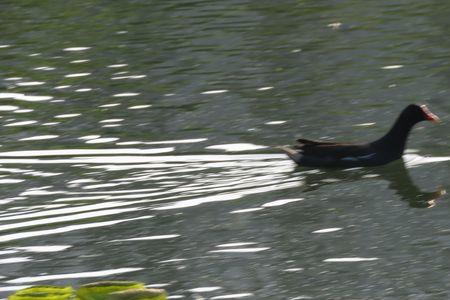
[298,143,373,160]
[296,138,338,146]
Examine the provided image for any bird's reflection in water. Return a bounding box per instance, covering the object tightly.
[298,160,446,208]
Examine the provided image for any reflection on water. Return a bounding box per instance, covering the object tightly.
[301,158,447,208]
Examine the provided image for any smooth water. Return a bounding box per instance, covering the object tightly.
[0,1,449,299]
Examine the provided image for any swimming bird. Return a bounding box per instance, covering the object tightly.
[280,104,440,168]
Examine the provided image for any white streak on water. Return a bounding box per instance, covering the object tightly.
[0,154,284,165]
[209,248,269,253]
[189,287,222,293]
[381,65,403,69]
[68,178,99,184]
[207,143,267,152]
[52,196,107,203]
[353,122,376,127]
[261,198,303,207]
[0,250,18,255]
[257,86,274,91]
[216,242,256,248]
[14,245,71,252]
[20,189,66,196]
[230,208,264,214]
[144,138,207,145]
[54,114,81,118]
[64,73,91,78]
[0,257,31,264]
[283,268,304,272]
[211,293,254,299]
[112,234,180,242]
[0,207,143,232]
[0,201,141,221]
[7,267,143,283]
[107,64,128,68]
[19,135,59,141]
[116,138,207,146]
[0,93,52,102]
[0,148,175,157]
[201,90,228,95]
[0,216,152,243]
[16,81,45,86]
[128,104,151,109]
[82,182,130,189]
[63,47,91,51]
[324,257,379,262]
[115,142,143,146]
[99,103,121,108]
[4,120,37,127]
[58,187,161,196]
[0,179,24,184]
[70,59,90,63]
[99,119,124,123]
[158,258,187,264]
[33,66,55,71]
[78,135,101,140]
[85,138,119,144]
[0,285,32,292]
[154,193,242,210]
[14,109,34,113]
[113,93,140,97]
[21,96,53,102]
[153,181,301,211]
[312,228,343,234]
[265,120,286,125]
[111,75,146,80]
[404,154,450,167]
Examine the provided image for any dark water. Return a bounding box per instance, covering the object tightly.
[0,1,450,299]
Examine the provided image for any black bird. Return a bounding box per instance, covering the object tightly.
[280,104,440,168]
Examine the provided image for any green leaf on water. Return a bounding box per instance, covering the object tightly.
[8,281,167,300]
[107,289,167,300]
[76,281,145,300]
[8,286,74,300]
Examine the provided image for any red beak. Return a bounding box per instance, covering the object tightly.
[420,105,440,123]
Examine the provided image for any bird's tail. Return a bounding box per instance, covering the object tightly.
[276,145,302,163]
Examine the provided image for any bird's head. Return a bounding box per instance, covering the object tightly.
[419,104,440,123]
[404,104,440,124]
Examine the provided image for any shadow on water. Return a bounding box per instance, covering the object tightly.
[298,160,446,208]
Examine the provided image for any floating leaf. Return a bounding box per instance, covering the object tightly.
[76,282,145,300]
[8,286,74,300]
[108,289,167,300]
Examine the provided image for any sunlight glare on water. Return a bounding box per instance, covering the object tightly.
[0,0,449,299]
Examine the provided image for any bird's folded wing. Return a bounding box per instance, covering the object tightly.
[299,143,372,159]
[296,138,338,146]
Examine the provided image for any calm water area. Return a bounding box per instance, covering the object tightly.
[0,1,450,299]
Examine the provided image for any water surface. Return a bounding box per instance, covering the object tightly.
[0,1,449,299]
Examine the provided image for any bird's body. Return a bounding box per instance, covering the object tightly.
[280,104,440,168]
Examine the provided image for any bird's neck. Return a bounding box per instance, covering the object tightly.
[372,112,418,156]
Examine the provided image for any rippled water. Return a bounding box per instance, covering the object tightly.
[0,1,450,299]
